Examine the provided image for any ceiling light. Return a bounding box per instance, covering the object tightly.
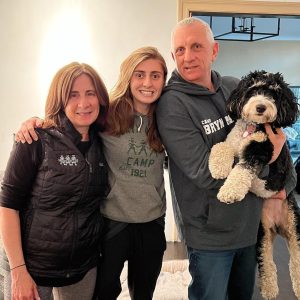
[195,15,281,42]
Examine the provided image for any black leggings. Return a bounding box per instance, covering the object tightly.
[95,220,166,300]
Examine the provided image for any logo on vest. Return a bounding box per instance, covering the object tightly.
[58,155,79,166]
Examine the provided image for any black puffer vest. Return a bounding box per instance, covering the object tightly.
[20,119,108,283]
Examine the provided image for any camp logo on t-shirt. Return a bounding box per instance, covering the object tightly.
[118,137,158,178]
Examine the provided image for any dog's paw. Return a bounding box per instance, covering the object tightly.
[289,251,300,299]
[217,186,244,203]
[250,178,277,198]
[217,165,253,203]
[209,142,235,179]
[260,281,279,300]
[249,131,268,143]
[259,262,279,300]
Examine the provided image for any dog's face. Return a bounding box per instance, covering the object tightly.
[241,83,278,124]
[227,70,299,127]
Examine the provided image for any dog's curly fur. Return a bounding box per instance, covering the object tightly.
[208,70,300,299]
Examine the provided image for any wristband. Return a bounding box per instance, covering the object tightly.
[10,263,25,271]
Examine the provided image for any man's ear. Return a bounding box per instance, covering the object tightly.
[212,41,219,62]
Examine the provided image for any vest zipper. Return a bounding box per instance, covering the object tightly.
[86,158,93,173]
[67,152,91,278]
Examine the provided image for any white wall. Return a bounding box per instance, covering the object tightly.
[1,1,300,171]
[0,0,177,170]
[214,40,300,85]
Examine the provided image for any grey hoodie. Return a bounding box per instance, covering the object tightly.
[100,114,166,223]
[156,70,263,250]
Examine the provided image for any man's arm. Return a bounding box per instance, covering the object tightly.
[285,160,297,196]
[265,124,286,164]
[268,155,297,201]
[157,94,224,190]
[264,123,295,200]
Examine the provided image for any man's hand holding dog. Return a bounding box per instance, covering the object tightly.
[268,189,287,201]
[265,124,286,164]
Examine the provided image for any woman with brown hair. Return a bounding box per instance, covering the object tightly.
[97,46,167,300]
[0,62,109,300]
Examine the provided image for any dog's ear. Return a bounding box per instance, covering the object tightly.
[226,73,256,120]
[273,73,300,127]
[226,83,243,120]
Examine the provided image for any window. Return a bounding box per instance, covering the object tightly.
[286,86,300,163]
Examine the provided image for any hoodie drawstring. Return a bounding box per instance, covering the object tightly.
[137,115,143,132]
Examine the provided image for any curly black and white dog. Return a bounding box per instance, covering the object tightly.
[209,70,300,299]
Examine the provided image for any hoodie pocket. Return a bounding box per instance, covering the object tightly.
[206,200,242,232]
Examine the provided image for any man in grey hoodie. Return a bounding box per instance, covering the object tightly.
[156,17,295,300]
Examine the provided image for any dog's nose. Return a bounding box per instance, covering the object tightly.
[256,104,266,113]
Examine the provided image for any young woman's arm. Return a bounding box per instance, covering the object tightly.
[15,117,44,143]
[0,207,40,300]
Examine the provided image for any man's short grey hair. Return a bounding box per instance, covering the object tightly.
[171,17,215,51]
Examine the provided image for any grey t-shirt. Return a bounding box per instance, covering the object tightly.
[100,114,166,223]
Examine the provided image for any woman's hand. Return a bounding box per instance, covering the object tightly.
[11,266,40,300]
[15,117,44,144]
[264,124,286,164]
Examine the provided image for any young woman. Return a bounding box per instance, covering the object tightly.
[97,46,167,300]
[0,62,109,300]
[14,46,168,300]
